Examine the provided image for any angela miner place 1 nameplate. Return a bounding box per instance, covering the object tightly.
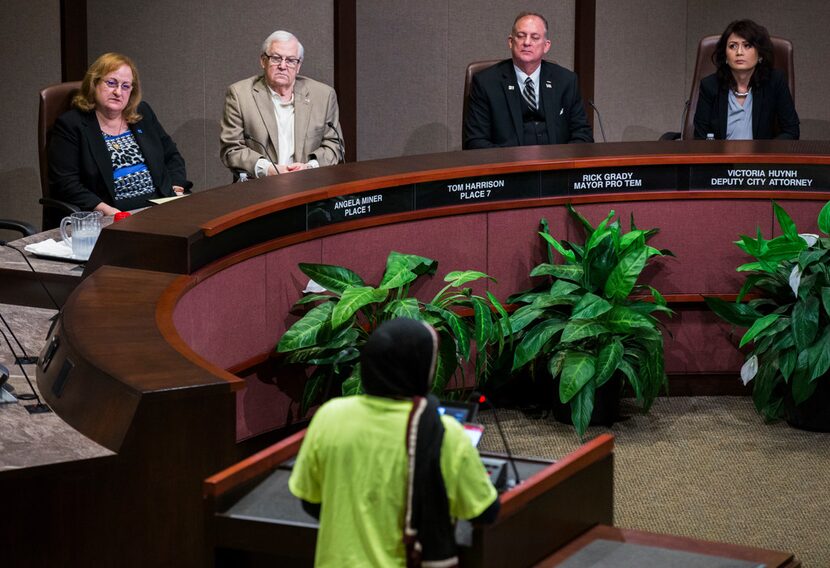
[415,172,540,209]
[690,164,830,191]
[306,186,414,229]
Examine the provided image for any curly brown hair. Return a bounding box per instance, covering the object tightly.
[72,52,143,123]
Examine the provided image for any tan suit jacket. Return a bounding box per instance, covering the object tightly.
[220,75,342,176]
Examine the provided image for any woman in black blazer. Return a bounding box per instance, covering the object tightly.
[49,52,192,215]
[693,20,799,140]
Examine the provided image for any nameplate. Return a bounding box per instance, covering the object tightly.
[548,166,678,195]
[690,164,830,191]
[415,172,540,209]
[306,186,414,229]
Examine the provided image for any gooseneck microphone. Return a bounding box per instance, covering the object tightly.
[327,121,346,164]
[243,133,280,176]
[588,100,607,143]
[679,99,691,140]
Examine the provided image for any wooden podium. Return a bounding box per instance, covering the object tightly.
[204,433,615,567]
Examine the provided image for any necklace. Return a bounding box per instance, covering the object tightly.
[734,88,751,97]
[100,116,126,149]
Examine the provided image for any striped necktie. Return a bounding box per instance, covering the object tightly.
[523,77,537,111]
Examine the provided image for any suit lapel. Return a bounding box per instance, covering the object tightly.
[500,64,523,144]
[717,88,728,139]
[293,79,311,162]
[539,62,559,144]
[82,113,116,198]
[751,84,763,139]
[252,76,280,160]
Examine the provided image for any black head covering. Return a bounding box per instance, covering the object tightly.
[361,318,438,398]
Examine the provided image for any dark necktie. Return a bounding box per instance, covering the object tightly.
[523,77,537,111]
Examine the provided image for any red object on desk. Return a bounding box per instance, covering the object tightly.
[113,212,131,222]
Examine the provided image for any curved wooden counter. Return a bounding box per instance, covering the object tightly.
[33,141,830,566]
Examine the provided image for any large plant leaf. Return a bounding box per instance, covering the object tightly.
[773,201,799,241]
[341,363,364,396]
[818,201,830,235]
[379,251,437,290]
[550,280,581,298]
[566,204,596,236]
[443,270,492,287]
[594,339,623,388]
[530,263,585,283]
[547,350,566,379]
[508,305,546,334]
[561,320,609,343]
[739,313,781,348]
[821,286,830,318]
[779,347,797,381]
[791,296,819,352]
[383,298,422,319]
[431,330,459,393]
[604,245,649,300]
[604,305,655,333]
[539,232,576,263]
[471,297,493,346]
[332,286,388,328]
[299,263,364,294]
[572,293,614,319]
[585,237,619,292]
[431,307,471,361]
[512,319,567,370]
[277,301,335,352]
[301,367,328,415]
[292,293,335,307]
[704,297,762,328]
[804,328,830,382]
[569,380,596,439]
[559,351,596,403]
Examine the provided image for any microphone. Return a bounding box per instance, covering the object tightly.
[679,99,691,140]
[472,392,521,488]
[243,133,280,176]
[588,99,607,143]
[326,121,346,164]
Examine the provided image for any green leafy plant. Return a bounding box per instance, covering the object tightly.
[505,205,674,438]
[705,201,830,423]
[276,251,509,412]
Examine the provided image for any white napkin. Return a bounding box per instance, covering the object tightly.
[24,238,75,259]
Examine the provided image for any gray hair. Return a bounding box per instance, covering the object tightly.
[261,30,304,60]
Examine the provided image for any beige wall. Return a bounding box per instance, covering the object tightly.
[0,0,61,239]
[595,0,830,142]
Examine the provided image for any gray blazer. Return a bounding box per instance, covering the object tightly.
[220,74,342,176]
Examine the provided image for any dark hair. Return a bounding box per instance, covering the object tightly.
[712,19,774,90]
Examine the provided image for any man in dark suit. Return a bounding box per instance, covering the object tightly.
[463,12,593,149]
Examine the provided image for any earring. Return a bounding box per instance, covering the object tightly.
[759,57,763,63]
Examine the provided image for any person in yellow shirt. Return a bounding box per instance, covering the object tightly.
[289,318,499,567]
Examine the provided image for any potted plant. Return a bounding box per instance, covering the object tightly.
[705,201,830,431]
[276,251,509,412]
[503,205,674,438]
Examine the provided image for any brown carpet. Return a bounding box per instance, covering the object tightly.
[477,396,830,568]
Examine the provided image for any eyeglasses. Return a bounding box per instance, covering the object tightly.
[262,53,302,68]
[102,78,133,92]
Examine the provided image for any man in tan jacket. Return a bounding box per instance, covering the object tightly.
[220,30,343,178]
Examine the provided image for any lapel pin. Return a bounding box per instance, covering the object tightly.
[559,108,564,115]
[545,81,552,88]
[137,128,143,134]
[508,85,515,90]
